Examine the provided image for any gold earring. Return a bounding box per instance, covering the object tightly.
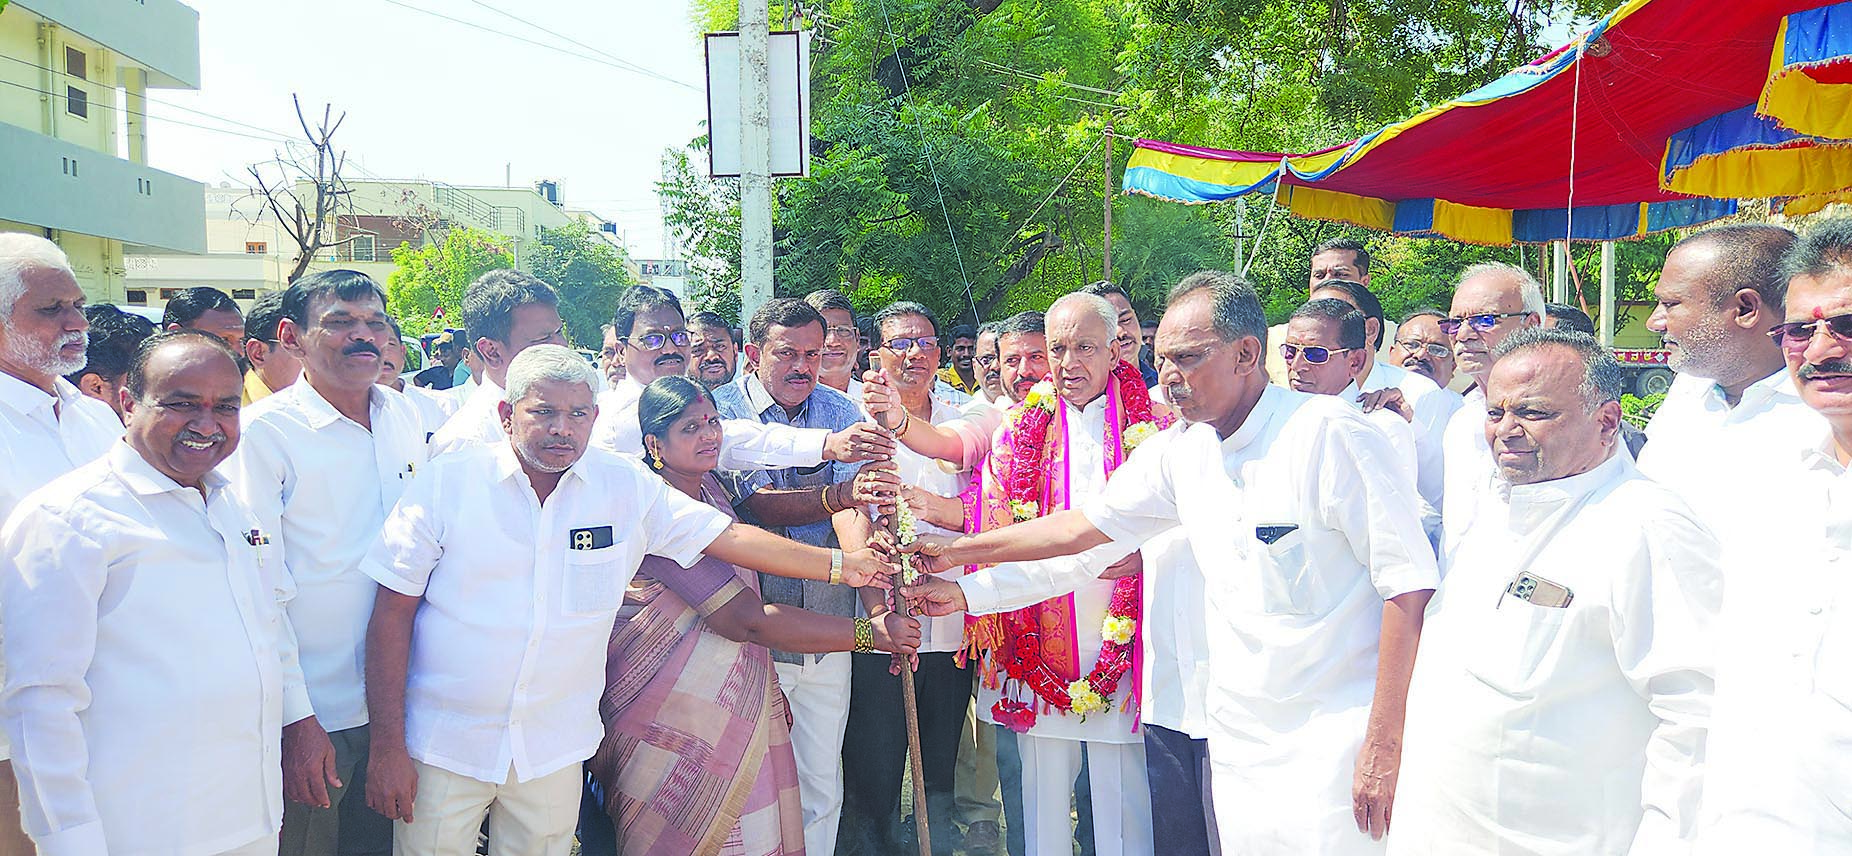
[649,447,664,469]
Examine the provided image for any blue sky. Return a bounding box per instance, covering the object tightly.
[147,0,710,258]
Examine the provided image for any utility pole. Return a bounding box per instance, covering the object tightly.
[1101,118,1113,283]
[738,0,773,322]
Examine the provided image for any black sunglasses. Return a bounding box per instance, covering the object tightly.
[623,330,691,350]
[1279,343,1357,365]
[1438,312,1530,336]
[1768,312,1852,352]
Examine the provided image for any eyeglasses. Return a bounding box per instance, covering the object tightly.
[883,336,941,353]
[1768,312,1852,352]
[1279,343,1357,364]
[622,330,691,350]
[826,325,858,339]
[1438,312,1530,336]
[1396,339,1452,359]
[975,354,998,368]
[148,400,241,418]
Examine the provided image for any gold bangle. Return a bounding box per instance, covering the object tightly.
[821,485,839,515]
[829,548,844,585]
[853,616,876,653]
[895,408,912,437]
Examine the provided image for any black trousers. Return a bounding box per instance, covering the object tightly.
[1144,722,1219,855]
[837,652,971,856]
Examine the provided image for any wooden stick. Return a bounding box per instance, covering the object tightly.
[891,516,932,856]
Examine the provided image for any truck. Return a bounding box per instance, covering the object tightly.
[1613,348,1675,397]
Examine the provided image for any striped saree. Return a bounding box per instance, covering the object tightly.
[591,475,805,856]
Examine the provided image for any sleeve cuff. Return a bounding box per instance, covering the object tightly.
[358,560,426,598]
[1374,562,1441,601]
[35,820,108,856]
[957,573,1005,616]
[283,683,316,727]
[793,428,828,467]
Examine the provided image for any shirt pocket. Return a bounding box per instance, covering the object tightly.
[562,546,627,617]
[1464,598,1570,693]
[1251,523,1316,615]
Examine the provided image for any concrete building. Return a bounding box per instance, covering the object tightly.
[0,0,207,304]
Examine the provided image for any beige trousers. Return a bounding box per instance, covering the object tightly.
[394,761,580,856]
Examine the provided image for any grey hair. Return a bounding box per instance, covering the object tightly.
[0,233,73,322]
[1459,262,1546,318]
[504,344,598,404]
[1048,292,1119,337]
[1167,270,1268,347]
[1780,218,1852,295]
[1491,326,1625,410]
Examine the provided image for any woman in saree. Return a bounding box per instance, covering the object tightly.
[590,376,921,856]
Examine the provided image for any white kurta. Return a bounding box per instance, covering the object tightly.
[1696,436,1852,852]
[587,374,830,468]
[1438,388,1492,566]
[1079,386,1438,855]
[1,444,302,856]
[1359,360,1461,515]
[1391,452,1721,855]
[429,378,506,458]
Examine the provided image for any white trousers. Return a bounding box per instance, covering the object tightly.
[1018,735,1153,856]
[774,653,853,856]
[394,760,580,856]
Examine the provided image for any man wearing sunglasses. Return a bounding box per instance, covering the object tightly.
[1436,263,1544,553]
[1389,310,1457,389]
[1310,279,1460,520]
[1695,221,1852,851]
[589,285,895,469]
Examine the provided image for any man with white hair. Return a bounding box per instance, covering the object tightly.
[1438,262,1544,557]
[1391,328,1720,853]
[0,232,123,853]
[224,270,429,856]
[359,346,893,855]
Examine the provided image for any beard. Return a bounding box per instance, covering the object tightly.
[1664,315,1732,378]
[2,327,86,378]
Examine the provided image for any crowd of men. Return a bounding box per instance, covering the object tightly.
[0,216,1850,856]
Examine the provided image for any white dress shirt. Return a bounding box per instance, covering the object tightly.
[887,396,976,654]
[1439,387,1492,564]
[586,375,832,470]
[1079,386,1439,854]
[362,443,731,783]
[429,378,507,458]
[965,395,1139,743]
[392,383,460,441]
[225,379,428,731]
[1637,368,1827,528]
[0,373,123,762]
[1359,360,1461,513]
[1392,452,1721,855]
[1696,435,1852,852]
[2,443,302,856]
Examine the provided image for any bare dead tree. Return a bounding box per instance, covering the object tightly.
[239,95,362,283]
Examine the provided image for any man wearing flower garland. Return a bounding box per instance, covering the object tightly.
[904,271,1438,855]
[957,292,1157,856]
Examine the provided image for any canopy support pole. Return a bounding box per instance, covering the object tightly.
[1102,118,1114,283]
[1599,240,1617,346]
[1551,241,1571,304]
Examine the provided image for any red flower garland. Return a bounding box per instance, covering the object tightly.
[990,362,1153,730]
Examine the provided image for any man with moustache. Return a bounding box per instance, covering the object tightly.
[1282,300,1423,503]
[590,285,892,469]
[244,292,303,405]
[162,286,246,353]
[361,346,895,856]
[805,290,862,399]
[1389,310,1457,389]
[1438,263,1544,555]
[1083,282,1156,387]
[706,298,881,856]
[225,270,429,856]
[1696,221,1852,851]
[686,311,738,391]
[864,310,1048,472]
[412,332,461,391]
[377,318,459,440]
[1265,238,1377,384]
[902,271,1436,856]
[1309,279,1460,517]
[971,322,1005,407]
[2,332,304,856]
[429,271,571,456]
[1391,328,1720,854]
[0,233,125,854]
[938,324,981,397]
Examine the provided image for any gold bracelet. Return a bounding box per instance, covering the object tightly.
[829,548,844,585]
[821,485,839,515]
[853,616,876,653]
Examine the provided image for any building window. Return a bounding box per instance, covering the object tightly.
[65,86,87,119]
[64,47,86,81]
[350,235,376,262]
[232,289,257,300]
[126,290,148,305]
[159,288,182,300]
[246,241,267,255]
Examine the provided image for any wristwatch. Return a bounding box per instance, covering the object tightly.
[829,548,844,585]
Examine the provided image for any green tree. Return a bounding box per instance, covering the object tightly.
[384,227,513,338]
[527,222,637,348]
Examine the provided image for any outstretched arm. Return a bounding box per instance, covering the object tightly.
[705,523,893,589]
[912,508,1111,570]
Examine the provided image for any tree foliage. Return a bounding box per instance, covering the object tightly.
[527,222,637,348]
[667,0,1626,325]
[384,227,513,339]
